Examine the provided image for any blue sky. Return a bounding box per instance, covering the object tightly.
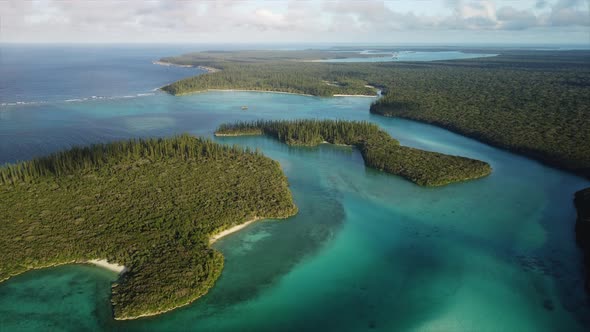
[1,0,588,44]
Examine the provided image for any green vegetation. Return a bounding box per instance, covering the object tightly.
[161,62,376,97]
[575,187,590,294]
[368,54,590,178]
[162,49,590,178]
[160,50,375,65]
[216,119,491,186]
[0,135,297,319]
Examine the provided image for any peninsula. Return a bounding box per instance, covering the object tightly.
[215,119,492,186]
[0,135,297,320]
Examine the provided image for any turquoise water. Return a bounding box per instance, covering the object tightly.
[316,51,497,62]
[0,91,589,331]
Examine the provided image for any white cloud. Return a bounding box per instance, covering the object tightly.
[0,0,588,43]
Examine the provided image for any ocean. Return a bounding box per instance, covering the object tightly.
[0,45,589,332]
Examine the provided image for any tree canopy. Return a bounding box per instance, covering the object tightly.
[0,135,297,319]
[216,119,491,186]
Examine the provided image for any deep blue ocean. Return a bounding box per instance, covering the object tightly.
[1,45,589,332]
[0,44,210,105]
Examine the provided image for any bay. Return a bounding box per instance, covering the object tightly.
[0,46,588,332]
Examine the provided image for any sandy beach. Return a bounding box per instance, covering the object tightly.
[87,259,127,274]
[332,94,378,97]
[209,217,261,244]
[321,140,352,147]
[152,60,194,68]
[214,133,257,137]
[197,66,220,73]
[206,89,313,96]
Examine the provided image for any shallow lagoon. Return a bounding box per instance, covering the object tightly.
[316,51,497,62]
[0,91,589,331]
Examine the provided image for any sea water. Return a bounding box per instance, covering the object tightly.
[0,46,588,332]
[315,51,497,63]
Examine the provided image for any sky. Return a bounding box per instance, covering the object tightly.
[0,0,588,45]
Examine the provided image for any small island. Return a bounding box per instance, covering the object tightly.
[216,119,492,186]
[0,135,297,320]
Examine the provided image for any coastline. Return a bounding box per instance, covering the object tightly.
[152,60,220,74]
[116,216,265,320]
[333,94,377,97]
[370,109,590,180]
[321,140,353,147]
[118,215,290,320]
[169,88,379,98]
[197,65,220,73]
[0,217,275,321]
[0,258,126,285]
[152,60,194,68]
[206,89,313,97]
[209,217,262,244]
[87,259,127,274]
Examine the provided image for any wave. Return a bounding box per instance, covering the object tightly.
[1,91,158,108]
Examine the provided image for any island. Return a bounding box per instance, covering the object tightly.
[215,119,492,186]
[0,135,298,320]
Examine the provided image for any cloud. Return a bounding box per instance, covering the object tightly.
[546,0,590,26]
[496,6,539,30]
[0,0,588,43]
[535,0,549,9]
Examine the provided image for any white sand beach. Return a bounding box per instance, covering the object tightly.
[152,60,194,68]
[197,65,221,73]
[332,94,377,97]
[87,259,127,274]
[209,217,261,244]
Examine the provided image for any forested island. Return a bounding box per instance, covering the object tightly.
[160,49,590,179]
[0,135,297,319]
[215,119,491,186]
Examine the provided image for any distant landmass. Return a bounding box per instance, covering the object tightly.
[160,48,590,180]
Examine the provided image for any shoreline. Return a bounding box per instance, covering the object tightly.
[206,89,314,97]
[333,94,377,97]
[87,259,127,274]
[171,88,379,98]
[119,214,287,320]
[197,65,220,73]
[152,60,220,74]
[214,133,259,137]
[321,140,353,147]
[152,60,194,68]
[209,217,262,244]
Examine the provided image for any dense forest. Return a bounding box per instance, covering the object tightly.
[575,188,590,294]
[162,50,590,179]
[216,119,491,186]
[161,62,376,97]
[0,135,297,319]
